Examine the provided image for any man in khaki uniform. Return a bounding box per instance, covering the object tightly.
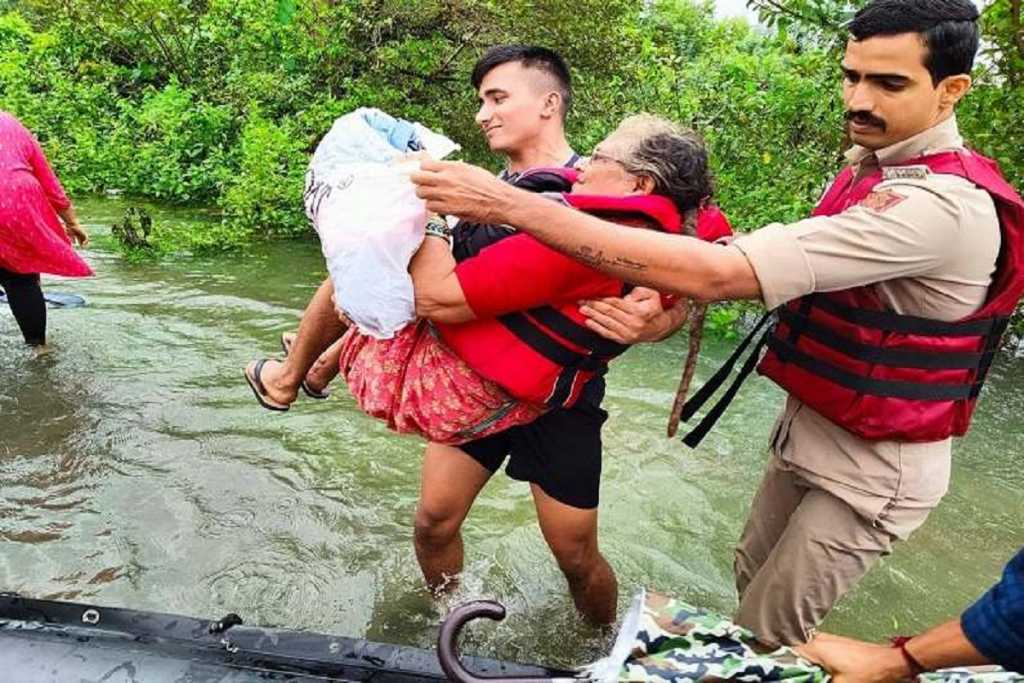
[411,0,1014,648]
[728,109,999,644]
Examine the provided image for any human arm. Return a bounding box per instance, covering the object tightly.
[412,160,974,310]
[411,160,759,302]
[803,548,1024,681]
[22,123,71,212]
[960,548,1024,672]
[578,206,732,343]
[801,624,990,683]
[409,232,475,324]
[449,232,621,320]
[57,204,89,247]
[16,119,88,246]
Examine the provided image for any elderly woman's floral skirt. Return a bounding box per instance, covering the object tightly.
[338,321,545,444]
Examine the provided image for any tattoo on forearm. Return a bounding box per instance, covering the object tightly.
[573,245,648,271]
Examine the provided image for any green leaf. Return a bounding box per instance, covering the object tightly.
[275,0,296,26]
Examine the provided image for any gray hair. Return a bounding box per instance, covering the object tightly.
[614,114,714,213]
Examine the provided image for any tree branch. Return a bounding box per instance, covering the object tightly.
[114,1,188,83]
[427,27,481,80]
[393,66,462,84]
[747,0,843,32]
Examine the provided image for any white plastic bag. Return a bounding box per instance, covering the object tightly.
[304,108,459,339]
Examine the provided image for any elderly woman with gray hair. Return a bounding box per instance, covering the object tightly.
[330,114,732,444]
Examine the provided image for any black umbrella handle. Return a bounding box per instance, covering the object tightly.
[436,601,581,683]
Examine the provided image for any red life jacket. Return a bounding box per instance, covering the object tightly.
[680,149,1024,447]
[758,150,1024,441]
[437,189,733,408]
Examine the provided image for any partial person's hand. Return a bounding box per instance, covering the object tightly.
[65,221,89,247]
[797,633,910,683]
[579,287,685,344]
[411,159,510,223]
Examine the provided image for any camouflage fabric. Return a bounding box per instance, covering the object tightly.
[609,591,826,683]
[591,591,1024,683]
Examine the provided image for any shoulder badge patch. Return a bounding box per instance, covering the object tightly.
[882,165,930,181]
[859,189,908,213]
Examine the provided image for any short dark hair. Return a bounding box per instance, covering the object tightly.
[470,45,573,119]
[849,0,980,86]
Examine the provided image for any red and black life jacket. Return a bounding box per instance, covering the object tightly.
[678,149,1024,447]
[440,167,733,409]
[452,163,579,262]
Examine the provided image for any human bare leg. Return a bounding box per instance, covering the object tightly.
[532,484,617,625]
[245,278,346,407]
[413,443,493,593]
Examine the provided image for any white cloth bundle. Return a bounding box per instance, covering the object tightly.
[304,108,459,339]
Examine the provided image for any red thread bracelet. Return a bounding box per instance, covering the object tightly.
[891,636,927,677]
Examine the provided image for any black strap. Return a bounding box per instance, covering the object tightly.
[811,296,1003,338]
[677,300,1006,447]
[500,308,607,408]
[547,367,579,407]
[683,326,771,448]
[767,337,978,401]
[679,312,774,424]
[970,317,1010,399]
[526,306,629,358]
[498,312,605,371]
[788,296,814,344]
[777,307,990,371]
[498,312,588,368]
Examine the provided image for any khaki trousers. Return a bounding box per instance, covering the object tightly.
[733,456,932,646]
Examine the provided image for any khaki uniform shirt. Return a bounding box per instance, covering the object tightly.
[732,116,1001,538]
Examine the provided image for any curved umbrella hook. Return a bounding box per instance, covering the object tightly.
[437,601,581,683]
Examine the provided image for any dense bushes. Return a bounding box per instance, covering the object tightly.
[0,0,644,247]
[1,0,1022,337]
[3,0,1020,242]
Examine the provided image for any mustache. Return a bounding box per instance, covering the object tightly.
[845,110,887,131]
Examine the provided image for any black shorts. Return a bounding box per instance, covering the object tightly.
[460,399,608,510]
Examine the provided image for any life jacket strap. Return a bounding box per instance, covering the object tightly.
[498,307,623,408]
[678,312,774,448]
[766,336,979,401]
[811,295,1002,337]
[971,316,1010,399]
[777,306,994,371]
[525,307,629,358]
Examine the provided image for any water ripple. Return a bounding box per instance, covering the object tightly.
[1,196,1021,665]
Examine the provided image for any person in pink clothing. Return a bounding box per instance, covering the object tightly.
[0,111,91,346]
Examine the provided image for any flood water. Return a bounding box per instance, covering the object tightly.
[1,197,1022,667]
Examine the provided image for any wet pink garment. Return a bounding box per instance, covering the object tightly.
[0,112,92,277]
[338,321,546,445]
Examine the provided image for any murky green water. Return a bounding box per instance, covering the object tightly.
[2,197,1022,667]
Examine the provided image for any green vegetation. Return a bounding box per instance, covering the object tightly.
[1,0,1022,335]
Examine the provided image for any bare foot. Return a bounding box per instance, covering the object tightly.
[244,358,299,409]
[280,331,338,399]
[280,332,297,356]
[29,343,52,358]
[305,351,339,395]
